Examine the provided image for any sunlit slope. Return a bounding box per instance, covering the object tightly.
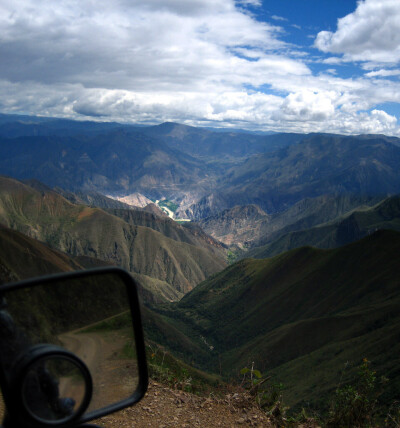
[157,230,400,407]
[0,223,214,378]
[197,194,381,248]
[0,224,83,283]
[108,208,225,260]
[247,195,400,258]
[0,176,226,296]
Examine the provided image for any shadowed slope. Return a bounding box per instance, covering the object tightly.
[155,230,400,409]
[247,195,400,259]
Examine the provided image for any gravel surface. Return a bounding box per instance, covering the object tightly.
[96,380,273,427]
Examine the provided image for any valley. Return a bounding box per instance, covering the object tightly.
[1,113,400,422]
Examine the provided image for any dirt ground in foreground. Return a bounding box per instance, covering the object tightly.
[96,380,274,427]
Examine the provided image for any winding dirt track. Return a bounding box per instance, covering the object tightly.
[58,331,106,409]
[60,328,136,412]
[61,332,104,378]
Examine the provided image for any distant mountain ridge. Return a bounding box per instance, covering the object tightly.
[2,113,400,256]
[141,121,303,159]
[0,129,215,199]
[181,134,400,218]
[247,194,400,258]
[1,114,400,224]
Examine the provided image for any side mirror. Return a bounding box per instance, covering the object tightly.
[0,267,148,427]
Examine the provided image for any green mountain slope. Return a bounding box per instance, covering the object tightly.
[247,195,400,259]
[155,230,400,410]
[0,176,226,298]
[0,224,164,304]
[0,223,213,389]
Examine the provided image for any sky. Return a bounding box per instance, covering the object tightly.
[1,0,400,135]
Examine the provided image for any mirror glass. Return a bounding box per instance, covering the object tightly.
[0,272,139,422]
[21,354,88,422]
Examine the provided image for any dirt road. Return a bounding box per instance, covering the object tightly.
[60,328,138,412]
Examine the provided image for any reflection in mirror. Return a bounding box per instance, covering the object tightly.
[21,354,88,422]
[0,272,139,421]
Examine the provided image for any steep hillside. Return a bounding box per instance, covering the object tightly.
[108,208,225,259]
[0,225,84,284]
[183,134,400,218]
[197,194,380,249]
[154,230,400,410]
[247,195,400,259]
[56,188,133,210]
[197,204,269,248]
[0,177,226,297]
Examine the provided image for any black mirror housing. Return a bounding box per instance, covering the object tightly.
[0,267,148,427]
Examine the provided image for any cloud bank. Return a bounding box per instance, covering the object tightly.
[0,0,399,135]
[315,0,400,64]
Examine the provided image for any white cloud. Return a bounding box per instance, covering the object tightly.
[0,0,286,92]
[315,0,400,64]
[365,69,400,78]
[1,77,399,136]
[322,57,346,65]
[277,90,336,122]
[0,0,400,136]
[325,69,337,76]
[235,0,261,6]
[271,15,288,22]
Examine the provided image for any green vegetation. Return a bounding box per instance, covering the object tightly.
[148,230,400,414]
[80,311,132,333]
[146,343,223,395]
[2,179,400,421]
[158,199,179,213]
[240,365,284,414]
[327,359,387,427]
[227,249,241,264]
[247,195,400,260]
[237,359,398,426]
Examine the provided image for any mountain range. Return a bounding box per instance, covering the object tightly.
[246,194,400,259]
[1,113,400,418]
[182,134,400,219]
[1,114,400,222]
[2,209,399,413]
[197,194,382,249]
[0,176,226,301]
